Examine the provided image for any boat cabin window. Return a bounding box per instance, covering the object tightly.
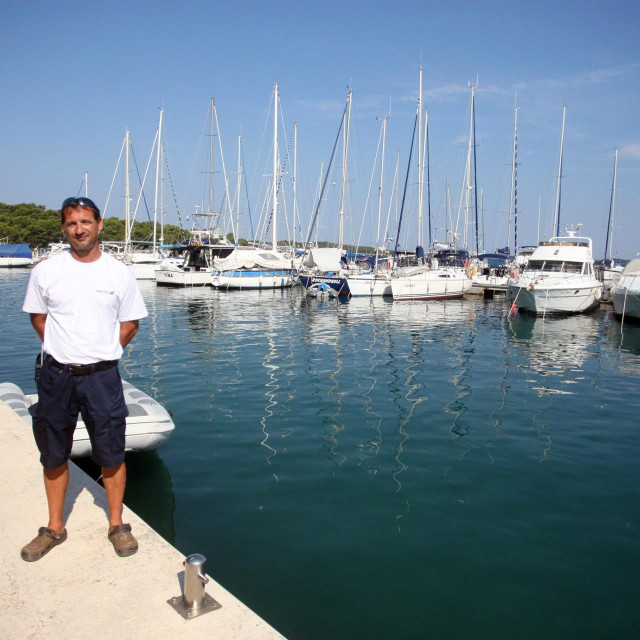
[187,250,208,268]
[529,260,584,273]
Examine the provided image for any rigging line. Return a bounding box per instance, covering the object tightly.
[240,141,254,241]
[356,117,384,255]
[130,143,153,226]
[103,133,127,218]
[262,121,295,243]
[393,111,418,263]
[302,95,350,258]
[163,145,184,233]
[75,176,86,198]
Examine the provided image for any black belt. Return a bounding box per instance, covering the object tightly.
[46,354,119,376]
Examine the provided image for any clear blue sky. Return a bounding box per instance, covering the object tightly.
[2,0,639,258]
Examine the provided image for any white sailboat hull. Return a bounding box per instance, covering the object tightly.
[346,273,392,297]
[128,261,164,280]
[0,257,32,268]
[391,269,472,301]
[212,270,297,290]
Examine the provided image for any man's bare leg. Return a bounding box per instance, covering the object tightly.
[102,462,126,528]
[44,462,69,534]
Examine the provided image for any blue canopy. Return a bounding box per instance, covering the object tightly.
[0,244,32,258]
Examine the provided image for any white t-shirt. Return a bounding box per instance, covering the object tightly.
[23,250,148,363]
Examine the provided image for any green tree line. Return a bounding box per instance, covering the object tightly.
[0,202,188,249]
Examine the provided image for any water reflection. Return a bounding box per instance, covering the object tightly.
[599,311,640,373]
[506,311,600,388]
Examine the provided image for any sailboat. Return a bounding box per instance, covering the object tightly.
[473,100,520,294]
[297,89,362,295]
[507,107,603,314]
[390,68,472,301]
[211,84,297,290]
[103,112,168,279]
[345,115,394,296]
[0,241,33,267]
[156,98,234,287]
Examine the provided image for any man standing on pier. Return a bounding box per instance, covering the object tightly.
[20,196,147,561]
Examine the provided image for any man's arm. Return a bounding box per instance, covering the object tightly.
[30,313,47,342]
[119,320,139,349]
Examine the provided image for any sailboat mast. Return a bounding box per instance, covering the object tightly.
[375,116,388,270]
[471,83,479,255]
[509,103,520,255]
[236,135,242,243]
[425,109,432,248]
[152,108,164,258]
[604,148,618,262]
[293,122,298,250]
[272,83,278,251]
[338,89,352,250]
[417,66,423,249]
[124,130,131,257]
[159,142,164,246]
[553,105,566,237]
[208,98,215,214]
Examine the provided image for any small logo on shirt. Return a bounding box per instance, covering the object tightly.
[96,289,115,295]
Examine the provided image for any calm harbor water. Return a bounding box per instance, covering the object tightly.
[2,268,639,639]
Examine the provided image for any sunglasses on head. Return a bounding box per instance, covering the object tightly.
[61,196,98,210]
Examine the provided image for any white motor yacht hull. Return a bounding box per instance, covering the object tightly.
[0,380,174,458]
[507,279,602,314]
[156,266,212,287]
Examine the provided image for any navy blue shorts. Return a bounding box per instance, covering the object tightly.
[31,357,128,469]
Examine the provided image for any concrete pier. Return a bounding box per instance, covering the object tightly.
[0,402,286,640]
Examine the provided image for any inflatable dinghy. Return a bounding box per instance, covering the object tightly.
[0,380,175,458]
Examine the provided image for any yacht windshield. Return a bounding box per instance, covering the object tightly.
[528,260,584,273]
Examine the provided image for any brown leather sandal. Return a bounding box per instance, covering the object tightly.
[21,527,68,562]
[108,523,138,557]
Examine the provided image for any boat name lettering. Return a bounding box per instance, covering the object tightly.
[312,278,341,284]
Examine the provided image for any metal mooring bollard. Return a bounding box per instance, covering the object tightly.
[167,553,222,619]
[184,553,208,608]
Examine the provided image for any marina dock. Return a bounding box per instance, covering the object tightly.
[0,401,286,640]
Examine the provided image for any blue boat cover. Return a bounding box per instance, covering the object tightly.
[0,244,32,258]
